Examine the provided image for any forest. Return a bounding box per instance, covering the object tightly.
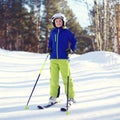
[0,0,95,54]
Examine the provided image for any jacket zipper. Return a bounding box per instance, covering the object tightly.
[55,29,59,59]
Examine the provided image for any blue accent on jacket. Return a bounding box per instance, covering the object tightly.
[48,27,77,59]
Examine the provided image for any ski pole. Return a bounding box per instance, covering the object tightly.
[25,53,49,109]
[66,54,71,114]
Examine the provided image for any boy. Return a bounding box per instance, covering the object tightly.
[48,13,77,104]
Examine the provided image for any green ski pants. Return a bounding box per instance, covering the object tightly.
[50,59,75,98]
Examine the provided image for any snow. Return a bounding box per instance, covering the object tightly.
[0,49,120,120]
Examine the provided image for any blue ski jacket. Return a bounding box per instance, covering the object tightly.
[48,27,77,59]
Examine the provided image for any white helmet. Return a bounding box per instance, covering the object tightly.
[51,13,67,27]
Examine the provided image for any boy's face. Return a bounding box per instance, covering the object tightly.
[54,18,63,28]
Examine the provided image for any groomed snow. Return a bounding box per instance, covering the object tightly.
[0,49,120,120]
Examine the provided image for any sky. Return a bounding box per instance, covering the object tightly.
[67,0,94,28]
[0,49,120,120]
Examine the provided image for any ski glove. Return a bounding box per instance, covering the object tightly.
[66,48,72,54]
[66,48,76,54]
[48,48,52,54]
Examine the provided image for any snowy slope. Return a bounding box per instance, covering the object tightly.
[0,49,120,120]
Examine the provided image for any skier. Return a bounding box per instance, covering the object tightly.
[48,13,77,105]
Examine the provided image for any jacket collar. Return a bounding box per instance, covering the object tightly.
[53,27,63,32]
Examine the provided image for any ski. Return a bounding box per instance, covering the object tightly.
[60,104,71,112]
[61,107,68,111]
[37,102,58,109]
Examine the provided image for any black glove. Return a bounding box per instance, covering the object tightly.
[72,50,76,54]
[48,48,52,53]
[65,48,72,54]
[66,48,76,54]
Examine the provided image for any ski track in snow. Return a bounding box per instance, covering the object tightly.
[0,49,120,120]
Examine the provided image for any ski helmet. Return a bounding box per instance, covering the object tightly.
[51,13,67,27]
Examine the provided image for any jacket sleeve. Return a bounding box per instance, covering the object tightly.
[68,30,77,51]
